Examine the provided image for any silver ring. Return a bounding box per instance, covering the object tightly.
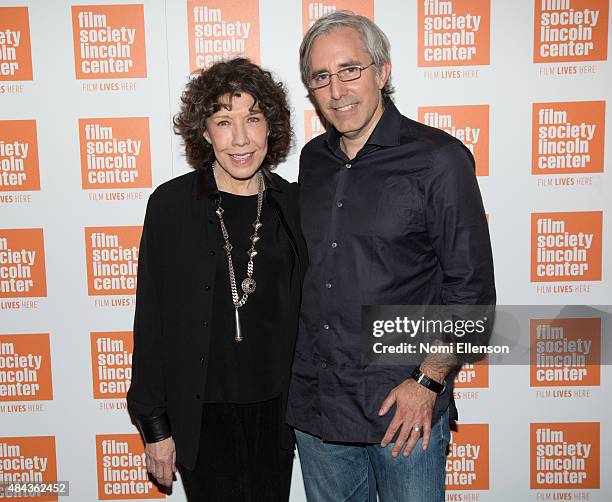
[413,426,421,432]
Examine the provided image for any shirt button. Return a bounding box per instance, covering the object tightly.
[204,285,211,291]
[345,163,351,169]
[209,250,215,256]
[195,394,201,399]
[323,323,330,330]
[199,355,205,364]
[336,200,343,208]
[325,282,332,289]
[208,219,214,224]
[321,362,328,369]
[330,241,338,248]
[203,321,209,327]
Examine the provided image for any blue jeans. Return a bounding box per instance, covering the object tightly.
[295,409,450,502]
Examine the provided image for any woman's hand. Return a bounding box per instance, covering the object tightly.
[145,436,176,487]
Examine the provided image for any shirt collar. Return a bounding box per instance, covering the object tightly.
[195,165,281,199]
[325,96,402,152]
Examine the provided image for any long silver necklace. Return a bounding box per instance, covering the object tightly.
[214,166,264,342]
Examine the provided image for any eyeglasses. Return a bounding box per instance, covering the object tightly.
[308,62,375,90]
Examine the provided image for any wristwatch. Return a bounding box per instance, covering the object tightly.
[411,367,446,395]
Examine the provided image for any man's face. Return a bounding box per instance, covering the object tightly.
[308,27,390,141]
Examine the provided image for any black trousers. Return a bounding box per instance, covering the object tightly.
[177,395,294,501]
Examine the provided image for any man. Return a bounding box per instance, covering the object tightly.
[287,11,495,502]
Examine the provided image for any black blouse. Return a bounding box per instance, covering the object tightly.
[127,168,308,470]
[204,191,295,403]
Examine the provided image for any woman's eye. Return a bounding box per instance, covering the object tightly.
[216,120,229,126]
[248,116,261,123]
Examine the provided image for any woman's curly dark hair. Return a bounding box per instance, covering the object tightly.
[173,58,292,171]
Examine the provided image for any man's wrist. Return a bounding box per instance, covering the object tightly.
[411,367,447,395]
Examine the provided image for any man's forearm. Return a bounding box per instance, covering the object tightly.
[418,340,457,383]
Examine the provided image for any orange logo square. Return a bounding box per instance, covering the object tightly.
[302,1,374,34]
[0,333,53,402]
[534,0,609,63]
[85,226,142,296]
[418,105,489,175]
[91,332,133,399]
[187,0,260,72]
[532,101,605,175]
[72,5,147,79]
[0,120,40,191]
[0,7,33,81]
[531,422,600,489]
[0,436,58,501]
[530,317,600,387]
[531,211,602,282]
[446,423,489,490]
[454,358,489,388]
[304,110,327,144]
[418,0,490,67]
[79,118,152,189]
[96,434,165,499]
[0,228,47,298]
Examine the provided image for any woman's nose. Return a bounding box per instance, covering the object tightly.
[232,123,249,146]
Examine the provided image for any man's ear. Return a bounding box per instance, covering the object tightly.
[377,62,392,90]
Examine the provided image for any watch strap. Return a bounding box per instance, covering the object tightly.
[411,367,446,395]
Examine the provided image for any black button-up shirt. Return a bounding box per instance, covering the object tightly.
[287,99,495,443]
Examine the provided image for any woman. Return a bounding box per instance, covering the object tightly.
[126,58,307,501]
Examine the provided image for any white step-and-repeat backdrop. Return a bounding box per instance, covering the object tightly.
[1,0,610,500]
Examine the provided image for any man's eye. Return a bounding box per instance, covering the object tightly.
[341,66,360,76]
[314,73,329,82]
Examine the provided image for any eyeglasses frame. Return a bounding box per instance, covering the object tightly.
[308,62,376,90]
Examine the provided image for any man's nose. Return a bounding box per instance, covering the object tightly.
[328,74,346,100]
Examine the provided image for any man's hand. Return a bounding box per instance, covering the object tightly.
[378,378,438,458]
[145,436,176,487]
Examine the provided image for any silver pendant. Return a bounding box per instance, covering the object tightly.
[234,308,242,343]
[242,277,256,294]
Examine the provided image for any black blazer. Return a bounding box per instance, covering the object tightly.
[126,168,307,470]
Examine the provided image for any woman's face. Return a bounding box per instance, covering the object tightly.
[203,92,269,182]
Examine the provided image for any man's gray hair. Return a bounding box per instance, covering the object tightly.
[299,10,394,97]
